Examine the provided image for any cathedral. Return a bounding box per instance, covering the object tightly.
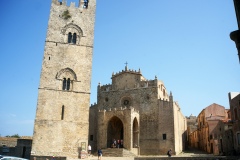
[31,0,186,159]
[89,66,187,156]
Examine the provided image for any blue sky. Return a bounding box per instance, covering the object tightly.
[0,0,239,136]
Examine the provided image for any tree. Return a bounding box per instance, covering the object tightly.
[6,134,20,138]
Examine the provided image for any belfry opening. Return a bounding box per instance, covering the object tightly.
[107,116,124,148]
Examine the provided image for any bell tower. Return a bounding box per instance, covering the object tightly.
[31,0,96,159]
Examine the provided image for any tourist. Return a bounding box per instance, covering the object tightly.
[88,144,91,156]
[98,148,102,160]
[167,149,172,157]
[121,139,123,148]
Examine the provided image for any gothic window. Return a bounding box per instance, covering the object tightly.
[62,78,71,91]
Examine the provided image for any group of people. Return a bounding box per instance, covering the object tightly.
[112,139,123,148]
[88,144,172,158]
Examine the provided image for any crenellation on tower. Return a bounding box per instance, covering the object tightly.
[52,0,92,9]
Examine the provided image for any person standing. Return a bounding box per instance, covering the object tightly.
[88,144,91,156]
[167,149,172,157]
[98,148,102,160]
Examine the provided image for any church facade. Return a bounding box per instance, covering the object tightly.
[89,66,187,155]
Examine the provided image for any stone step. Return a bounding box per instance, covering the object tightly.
[101,148,136,157]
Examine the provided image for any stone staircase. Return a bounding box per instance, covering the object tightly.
[101,148,136,157]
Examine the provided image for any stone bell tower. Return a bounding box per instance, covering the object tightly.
[31,0,96,159]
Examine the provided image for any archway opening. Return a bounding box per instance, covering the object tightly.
[107,116,124,148]
[132,117,139,148]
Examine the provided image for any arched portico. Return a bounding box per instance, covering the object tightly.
[107,116,124,148]
[132,117,139,148]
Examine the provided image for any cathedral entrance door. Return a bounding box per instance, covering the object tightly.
[107,116,124,148]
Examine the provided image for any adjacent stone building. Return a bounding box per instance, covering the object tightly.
[0,137,32,159]
[31,0,96,159]
[189,103,231,155]
[186,114,197,148]
[89,66,187,156]
[228,92,240,155]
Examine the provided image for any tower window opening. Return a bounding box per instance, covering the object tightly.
[68,32,77,44]
[62,78,66,90]
[67,78,71,90]
[73,33,77,44]
[68,32,72,43]
[83,0,89,8]
[62,78,71,91]
[61,105,65,120]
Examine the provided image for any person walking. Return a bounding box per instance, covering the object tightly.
[88,144,91,156]
[98,148,102,160]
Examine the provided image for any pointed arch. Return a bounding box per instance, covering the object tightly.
[132,117,139,148]
[107,116,124,148]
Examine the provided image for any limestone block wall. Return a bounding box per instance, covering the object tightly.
[157,99,175,155]
[89,104,98,152]
[173,102,187,155]
[15,139,32,159]
[228,92,240,154]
